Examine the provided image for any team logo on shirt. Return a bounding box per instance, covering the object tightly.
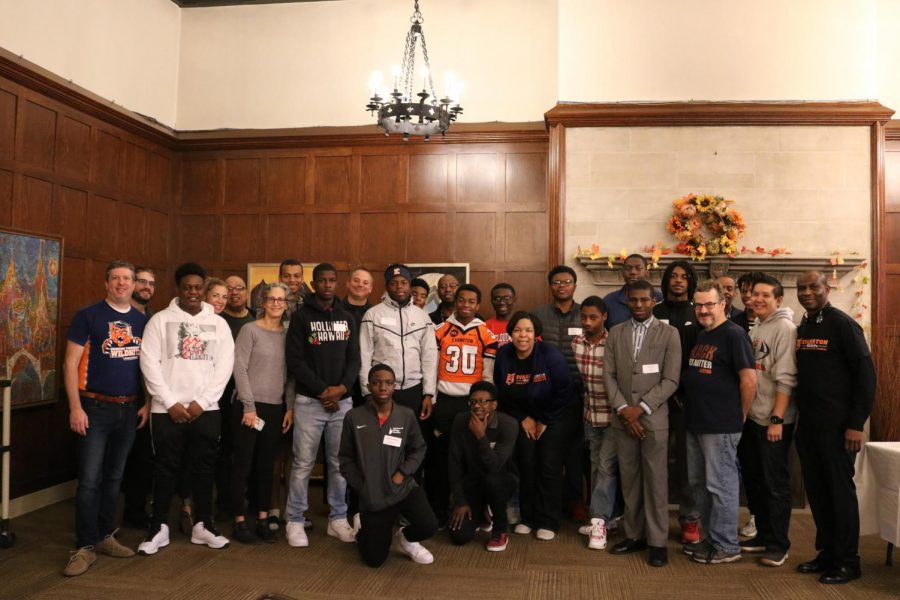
[796,337,828,352]
[101,321,142,359]
[307,320,351,345]
[388,426,404,435]
[753,339,770,371]
[688,343,718,374]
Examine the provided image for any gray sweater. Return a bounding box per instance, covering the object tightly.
[233,321,291,413]
[749,307,798,427]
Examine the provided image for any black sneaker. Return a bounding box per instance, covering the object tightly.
[759,549,789,567]
[233,521,256,545]
[265,515,281,532]
[683,539,714,556]
[256,521,276,543]
[739,538,766,553]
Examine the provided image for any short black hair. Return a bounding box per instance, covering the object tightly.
[279,259,302,274]
[312,262,337,280]
[547,265,577,285]
[491,282,516,297]
[624,254,648,268]
[455,283,482,303]
[410,277,429,292]
[368,363,396,382]
[737,271,767,290]
[626,279,654,296]
[506,310,543,337]
[469,380,497,401]
[174,262,206,285]
[753,274,784,299]
[581,295,608,313]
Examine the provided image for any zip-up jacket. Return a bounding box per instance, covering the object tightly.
[339,401,427,512]
[358,296,437,394]
[140,297,234,413]
[749,307,798,427]
[286,296,360,398]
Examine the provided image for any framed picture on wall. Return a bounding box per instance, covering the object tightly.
[246,262,317,311]
[0,227,64,410]
[407,263,470,313]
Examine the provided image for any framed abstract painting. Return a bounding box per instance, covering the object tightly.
[0,227,63,409]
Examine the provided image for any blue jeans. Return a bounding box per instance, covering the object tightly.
[75,397,137,548]
[583,423,619,521]
[686,431,742,554]
[286,395,351,523]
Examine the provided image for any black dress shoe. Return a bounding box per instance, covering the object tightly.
[648,546,668,567]
[610,538,648,555]
[796,555,830,574]
[819,566,861,585]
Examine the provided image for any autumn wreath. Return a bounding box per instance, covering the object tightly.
[666,193,745,259]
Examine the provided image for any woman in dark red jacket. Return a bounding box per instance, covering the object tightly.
[493,311,573,540]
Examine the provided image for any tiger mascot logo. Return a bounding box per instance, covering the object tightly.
[102,321,142,358]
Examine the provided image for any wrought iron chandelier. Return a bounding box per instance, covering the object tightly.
[365,0,463,141]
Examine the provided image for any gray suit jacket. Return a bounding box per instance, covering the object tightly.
[604,318,681,431]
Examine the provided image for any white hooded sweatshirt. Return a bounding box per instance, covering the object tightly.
[140,297,235,414]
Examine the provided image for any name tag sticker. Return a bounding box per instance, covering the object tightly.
[381,317,398,326]
[568,327,583,336]
[383,435,402,447]
[659,319,670,325]
[489,442,497,449]
[333,322,348,332]
[642,363,660,374]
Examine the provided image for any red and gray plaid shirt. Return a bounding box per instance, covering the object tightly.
[572,330,610,427]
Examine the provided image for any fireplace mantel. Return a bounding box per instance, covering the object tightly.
[575,254,866,287]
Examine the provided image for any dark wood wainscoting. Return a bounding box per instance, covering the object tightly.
[0,63,178,497]
[177,134,551,310]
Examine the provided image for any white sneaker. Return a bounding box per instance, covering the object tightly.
[535,528,556,541]
[191,522,229,549]
[286,521,309,547]
[513,523,532,535]
[740,515,757,538]
[137,524,170,555]
[327,518,356,543]
[587,518,607,550]
[578,523,592,536]
[352,513,361,535]
[393,529,434,564]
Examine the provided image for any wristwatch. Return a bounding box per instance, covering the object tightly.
[769,415,784,425]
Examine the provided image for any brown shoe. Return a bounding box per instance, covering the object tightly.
[63,547,97,577]
[95,530,135,558]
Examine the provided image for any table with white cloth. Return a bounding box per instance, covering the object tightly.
[854,441,900,565]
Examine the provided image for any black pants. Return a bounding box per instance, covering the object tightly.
[669,399,699,523]
[561,400,585,508]
[122,421,153,522]
[427,393,469,520]
[231,402,284,519]
[357,486,437,567]
[150,411,220,529]
[214,384,236,515]
[738,420,794,552]
[516,419,567,531]
[448,470,516,545]
[795,425,861,569]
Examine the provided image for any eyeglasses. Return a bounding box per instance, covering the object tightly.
[551,279,574,286]
[226,286,246,293]
[469,398,495,407]
[438,283,459,290]
[492,295,514,303]
[136,279,156,287]
[695,301,723,311]
[265,298,287,305]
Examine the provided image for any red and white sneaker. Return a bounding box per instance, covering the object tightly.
[487,533,509,552]
[682,521,701,544]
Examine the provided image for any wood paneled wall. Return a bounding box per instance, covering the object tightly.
[177,139,551,311]
[0,69,177,497]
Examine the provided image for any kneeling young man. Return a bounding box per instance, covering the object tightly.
[447,381,518,552]
[339,365,437,567]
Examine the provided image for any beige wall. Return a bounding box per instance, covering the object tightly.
[0,0,181,127]
[1,0,898,129]
[564,126,872,325]
[176,0,558,129]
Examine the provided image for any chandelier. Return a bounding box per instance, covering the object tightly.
[365,0,463,141]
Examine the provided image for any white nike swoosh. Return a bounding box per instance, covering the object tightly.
[356,425,366,429]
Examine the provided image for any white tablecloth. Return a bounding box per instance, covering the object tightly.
[855,441,900,545]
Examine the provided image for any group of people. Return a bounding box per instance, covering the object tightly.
[63,255,875,585]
